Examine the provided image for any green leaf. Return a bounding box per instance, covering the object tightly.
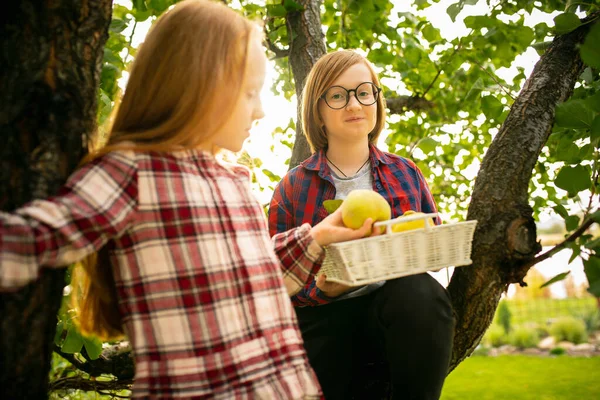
[555,165,591,196]
[584,92,600,113]
[583,256,600,296]
[323,199,343,214]
[540,271,570,288]
[568,245,581,264]
[581,67,594,84]
[581,23,600,69]
[109,18,128,33]
[61,327,84,354]
[417,137,438,154]
[564,215,580,231]
[464,0,478,5]
[446,3,461,23]
[267,4,287,18]
[261,169,281,183]
[553,13,581,35]
[149,0,171,13]
[283,0,304,12]
[584,236,600,252]
[588,280,600,297]
[554,99,595,129]
[481,95,504,119]
[422,23,441,43]
[465,78,484,101]
[553,204,569,219]
[54,321,65,346]
[531,41,551,56]
[591,116,600,141]
[82,335,103,360]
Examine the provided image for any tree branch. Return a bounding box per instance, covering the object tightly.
[386,95,434,115]
[53,341,135,380]
[522,216,597,270]
[264,24,289,60]
[49,375,132,394]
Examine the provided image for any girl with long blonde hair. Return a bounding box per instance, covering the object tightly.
[0,2,375,398]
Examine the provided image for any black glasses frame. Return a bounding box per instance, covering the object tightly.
[320,82,382,109]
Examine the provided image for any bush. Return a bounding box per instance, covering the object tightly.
[550,347,566,356]
[484,324,507,348]
[580,309,600,334]
[496,300,512,334]
[549,316,588,344]
[509,325,540,349]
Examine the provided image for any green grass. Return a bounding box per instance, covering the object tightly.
[499,297,596,326]
[441,355,600,400]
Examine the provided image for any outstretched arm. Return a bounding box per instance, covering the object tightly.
[0,152,138,290]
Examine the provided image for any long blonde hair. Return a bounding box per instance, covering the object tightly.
[301,50,386,152]
[72,0,258,339]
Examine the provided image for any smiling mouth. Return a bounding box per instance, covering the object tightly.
[346,117,364,122]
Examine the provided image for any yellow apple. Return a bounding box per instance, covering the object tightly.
[391,210,434,233]
[341,189,391,230]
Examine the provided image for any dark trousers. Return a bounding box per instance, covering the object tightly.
[295,274,455,400]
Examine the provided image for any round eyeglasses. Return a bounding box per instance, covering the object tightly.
[320,82,381,110]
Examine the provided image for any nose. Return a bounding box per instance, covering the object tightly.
[254,98,265,121]
[346,92,361,110]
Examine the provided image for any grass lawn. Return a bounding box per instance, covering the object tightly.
[441,355,600,400]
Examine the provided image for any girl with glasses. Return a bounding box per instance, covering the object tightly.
[0,2,376,398]
[269,50,455,400]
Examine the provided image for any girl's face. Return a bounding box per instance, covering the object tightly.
[318,63,378,146]
[211,36,266,153]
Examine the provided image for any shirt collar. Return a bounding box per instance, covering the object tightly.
[301,143,393,172]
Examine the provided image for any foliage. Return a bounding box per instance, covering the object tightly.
[482,324,507,348]
[549,316,589,344]
[441,355,600,400]
[495,299,512,334]
[508,325,540,349]
[492,296,597,326]
[579,308,600,333]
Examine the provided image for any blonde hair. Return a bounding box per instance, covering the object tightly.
[73,0,259,339]
[301,50,386,152]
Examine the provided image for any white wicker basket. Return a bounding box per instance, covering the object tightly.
[320,213,477,286]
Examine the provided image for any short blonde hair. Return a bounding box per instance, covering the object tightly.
[301,50,386,152]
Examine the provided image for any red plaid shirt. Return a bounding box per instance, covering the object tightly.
[268,144,439,307]
[0,150,323,399]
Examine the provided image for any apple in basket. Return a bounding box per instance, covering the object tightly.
[339,190,391,233]
[391,210,435,233]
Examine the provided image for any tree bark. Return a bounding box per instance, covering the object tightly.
[447,16,597,370]
[0,1,112,397]
[286,0,326,169]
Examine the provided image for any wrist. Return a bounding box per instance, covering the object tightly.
[309,225,327,247]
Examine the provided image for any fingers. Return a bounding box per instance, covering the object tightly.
[316,273,326,288]
[355,217,374,238]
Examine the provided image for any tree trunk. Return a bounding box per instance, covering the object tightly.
[0,1,112,397]
[286,0,326,169]
[447,17,597,370]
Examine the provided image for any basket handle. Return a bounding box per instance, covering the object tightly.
[373,212,438,234]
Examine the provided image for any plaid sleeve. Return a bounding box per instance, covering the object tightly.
[272,223,324,296]
[0,152,138,290]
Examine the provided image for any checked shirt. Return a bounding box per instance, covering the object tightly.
[0,149,324,399]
